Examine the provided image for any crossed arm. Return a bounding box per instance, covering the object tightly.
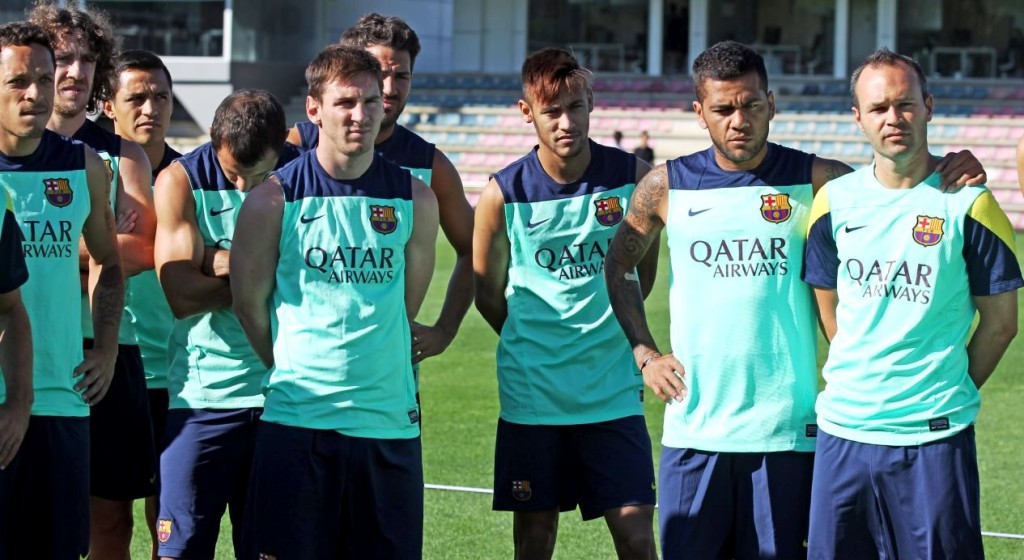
[154,163,232,319]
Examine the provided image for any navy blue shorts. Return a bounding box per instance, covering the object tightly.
[807,427,983,560]
[157,407,261,560]
[243,421,424,559]
[86,340,157,500]
[658,447,814,559]
[492,415,655,520]
[0,416,90,560]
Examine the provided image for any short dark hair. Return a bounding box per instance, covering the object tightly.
[692,41,768,101]
[210,89,286,168]
[28,0,119,113]
[0,21,54,65]
[115,49,172,91]
[305,44,382,102]
[339,13,421,70]
[850,47,928,107]
[521,47,593,106]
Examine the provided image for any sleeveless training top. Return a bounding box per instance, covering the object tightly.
[263,151,419,439]
[804,164,1023,446]
[167,142,299,409]
[1,131,91,416]
[662,143,818,452]
[491,140,644,425]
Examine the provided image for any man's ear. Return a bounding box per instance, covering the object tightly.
[518,99,533,124]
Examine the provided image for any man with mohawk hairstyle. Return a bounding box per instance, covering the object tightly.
[473,47,658,560]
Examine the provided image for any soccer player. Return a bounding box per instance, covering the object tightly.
[29,3,158,556]
[473,48,658,560]
[0,20,122,558]
[152,89,298,560]
[0,186,32,472]
[288,13,473,368]
[603,40,988,558]
[232,44,438,558]
[803,48,1022,559]
[102,48,181,558]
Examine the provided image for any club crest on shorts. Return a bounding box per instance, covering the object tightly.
[370,205,398,234]
[258,554,278,560]
[594,196,624,226]
[157,519,172,543]
[43,178,73,208]
[760,193,791,223]
[512,480,532,501]
[913,215,944,246]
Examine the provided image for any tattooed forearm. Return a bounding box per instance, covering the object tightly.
[604,167,667,352]
[91,262,125,348]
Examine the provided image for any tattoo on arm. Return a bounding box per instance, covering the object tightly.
[92,262,124,341]
[604,168,666,351]
[825,161,844,181]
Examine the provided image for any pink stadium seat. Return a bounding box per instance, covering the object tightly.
[497,115,521,128]
[995,146,1015,161]
[985,125,1008,139]
[461,152,486,166]
[990,87,1012,100]
[963,125,987,140]
[501,134,523,148]
[991,189,1017,206]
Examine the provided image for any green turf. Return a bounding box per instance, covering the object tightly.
[130,237,1024,558]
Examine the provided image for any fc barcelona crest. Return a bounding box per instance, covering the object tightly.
[760,193,791,223]
[594,196,624,226]
[369,205,398,235]
[913,215,944,246]
[512,480,533,501]
[157,519,172,543]
[43,178,73,208]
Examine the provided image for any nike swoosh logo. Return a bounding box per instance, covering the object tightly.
[210,207,234,216]
[845,225,867,233]
[688,208,712,217]
[527,218,551,229]
[300,214,325,224]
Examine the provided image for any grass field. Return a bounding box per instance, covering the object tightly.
[130,237,1024,559]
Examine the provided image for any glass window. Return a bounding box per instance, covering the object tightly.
[528,0,649,73]
[92,1,225,57]
[898,0,1024,78]
[708,0,835,76]
[231,0,322,63]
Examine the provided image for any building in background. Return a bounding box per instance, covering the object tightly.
[3,0,1022,129]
